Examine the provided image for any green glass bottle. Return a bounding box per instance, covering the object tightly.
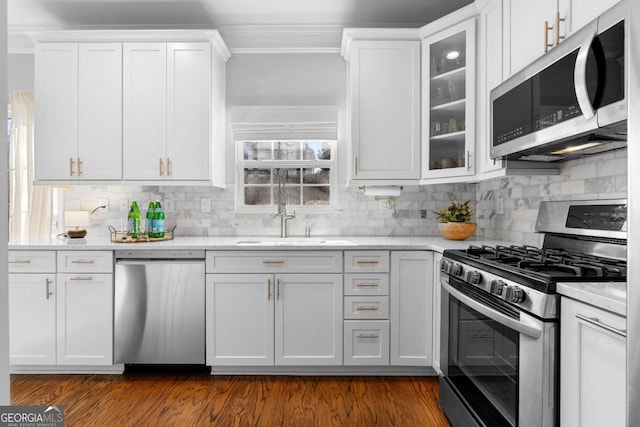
[146,202,155,238]
[128,201,141,238]
[154,201,165,238]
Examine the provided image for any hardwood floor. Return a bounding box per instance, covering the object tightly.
[11,374,451,426]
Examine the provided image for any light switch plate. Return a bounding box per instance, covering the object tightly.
[120,198,129,213]
[496,198,504,215]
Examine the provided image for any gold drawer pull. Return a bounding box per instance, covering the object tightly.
[9,260,31,264]
[71,260,95,264]
[355,283,379,288]
[355,306,379,311]
[356,260,379,265]
[356,334,379,339]
[262,260,285,265]
[267,279,271,301]
[70,276,93,281]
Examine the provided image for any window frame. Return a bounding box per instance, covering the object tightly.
[235,139,338,213]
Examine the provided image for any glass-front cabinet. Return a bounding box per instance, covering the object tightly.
[422,18,475,180]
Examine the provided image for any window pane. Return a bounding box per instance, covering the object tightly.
[275,142,300,160]
[285,186,301,205]
[244,141,272,161]
[303,141,332,160]
[304,186,330,205]
[244,186,272,206]
[244,168,272,184]
[275,168,300,184]
[303,168,330,184]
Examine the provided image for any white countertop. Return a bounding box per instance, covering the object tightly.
[8,235,512,253]
[557,282,627,317]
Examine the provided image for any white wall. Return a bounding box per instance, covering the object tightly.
[1,1,10,406]
[224,53,346,184]
[8,53,33,91]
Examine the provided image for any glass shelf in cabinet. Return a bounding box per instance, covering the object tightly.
[431,98,465,112]
[430,130,466,141]
[431,66,466,81]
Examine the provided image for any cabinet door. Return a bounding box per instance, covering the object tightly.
[78,43,123,180]
[390,251,433,366]
[8,274,56,365]
[56,274,113,365]
[505,0,558,76]
[432,252,443,373]
[561,0,620,35]
[275,274,343,366]
[34,43,78,181]
[560,297,626,427]
[166,43,211,181]
[349,41,421,181]
[206,274,274,366]
[123,43,167,181]
[422,18,476,180]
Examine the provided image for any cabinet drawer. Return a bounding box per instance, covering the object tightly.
[344,251,390,273]
[344,320,390,366]
[344,296,389,320]
[8,251,56,273]
[57,251,113,273]
[206,251,342,273]
[344,273,389,295]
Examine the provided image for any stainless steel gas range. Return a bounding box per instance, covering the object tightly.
[439,199,627,427]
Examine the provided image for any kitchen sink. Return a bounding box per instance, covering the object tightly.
[235,238,356,246]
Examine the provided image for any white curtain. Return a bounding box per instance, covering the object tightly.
[9,91,54,242]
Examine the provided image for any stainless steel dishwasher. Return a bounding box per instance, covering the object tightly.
[114,250,205,365]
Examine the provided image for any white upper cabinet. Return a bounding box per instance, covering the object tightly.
[123,42,213,182]
[421,18,476,181]
[33,31,230,186]
[35,42,122,182]
[504,0,621,76]
[342,30,421,184]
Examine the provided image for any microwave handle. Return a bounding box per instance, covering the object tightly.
[574,28,597,120]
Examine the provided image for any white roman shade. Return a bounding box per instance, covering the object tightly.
[231,106,338,140]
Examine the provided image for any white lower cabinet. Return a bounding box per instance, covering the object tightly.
[206,259,343,367]
[8,250,113,367]
[390,251,434,366]
[560,297,626,427]
[56,273,113,365]
[344,320,390,366]
[432,252,443,373]
[9,274,57,365]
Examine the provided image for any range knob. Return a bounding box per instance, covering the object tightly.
[505,285,526,303]
[441,260,450,273]
[450,263,463,276]
[467,270,483,285]
[489,279,505,295]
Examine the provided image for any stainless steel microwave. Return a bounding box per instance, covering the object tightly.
[491,1,626,162]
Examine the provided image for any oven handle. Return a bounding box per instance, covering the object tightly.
[442,278,542,339]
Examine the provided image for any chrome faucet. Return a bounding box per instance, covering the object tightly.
[276,168,295,238]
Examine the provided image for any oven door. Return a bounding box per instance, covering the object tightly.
[439,275,557,427]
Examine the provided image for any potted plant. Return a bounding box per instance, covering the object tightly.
[434,200,477,240]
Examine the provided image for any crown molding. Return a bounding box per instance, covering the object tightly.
[219,24,343,54]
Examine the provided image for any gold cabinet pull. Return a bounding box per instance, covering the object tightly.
[355,283,379,288]
[544,20,554,52]
[466,150,471,172]
[166,158,172,176]
[69,158,75,176]
[355,306,379,311]
[267,278,272,301]
[356,334,379,339]
[9,259,31,264]
[262,260,285,265]
[277,278,281,300]
[354,156,358,176]
[45,278,53,300]
[69,276,93,281]
[555,12,566,45]
[71,260,94,264]
[159,158,164,176]
[77,157,83,176]
[356,260,379,265]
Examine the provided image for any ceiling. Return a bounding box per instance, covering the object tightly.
[8,0,475,52]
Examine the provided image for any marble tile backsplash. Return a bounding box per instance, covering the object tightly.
[65,183,475,239]
[63,149,627,244]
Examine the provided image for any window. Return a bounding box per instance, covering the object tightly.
[236,140,336,211]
